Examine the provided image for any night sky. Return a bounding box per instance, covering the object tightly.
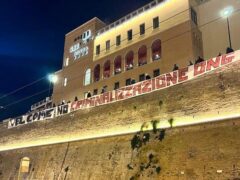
[0,0,151,121]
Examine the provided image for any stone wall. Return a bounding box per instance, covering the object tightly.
[0,57,240,179]
[0,119,240,180]
[0,59,240,152]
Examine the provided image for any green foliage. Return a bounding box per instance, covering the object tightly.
[130,176,135,180]
[140,122,147,132]
[148,154,154,162]
[151,120,159,134]
[140,164,145,171]
[168,118,174,128]
[159,130,166,141]
[127,164,134,170]
[156,166,161,174]
[131,134,142,150]
[159,100,163,107]
[142,133,150,144]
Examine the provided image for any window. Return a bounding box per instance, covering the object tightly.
[94,64,100,82]
[84,68,91,86]
[152,39,161,61]
[153,17,159,29]
[106,40,110,51]
[96,45,100,55]
[116,35,121,46]
[140,23,145,35]
[191,8,198,25]
[114,82,120,90]
[126,78,131,86]
[20,157,30,173]
[139,74,145,82]
[103,60,111,78]
[65,58,69,67]
[153,69,160,77]
[93,89,98,96]
[63,78,68,87]
[127,29,133,41]
[125,51,134,70]
[114,56,122,75]
[138,45,147,66]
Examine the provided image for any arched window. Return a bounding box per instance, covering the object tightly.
[20,157,30,173]
[138,45,147,66]
[125,51,134,71]
[84,68,91,86]
[152,39,161,61]
[103,60,111,79]
[114,56,122,75]
[94,64,100,82]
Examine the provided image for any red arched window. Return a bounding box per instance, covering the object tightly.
[152,39,161,61]
[103,60,111,78]
[94,64,100,82]
[138,45,147,66]
[114,56,122,75]
[125,51,134,71]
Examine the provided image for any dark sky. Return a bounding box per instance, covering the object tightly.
[0,0,152,121]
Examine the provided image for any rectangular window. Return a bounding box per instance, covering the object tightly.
[191,8,198,25]
[140,23,145,35]
[96,45,100,55]
[139,74,145,82]
[116,35,121,46]
[93,89,98,96]
[153,17,159,29]
[106,40,110,51]
[153,69,160,77]
[127,30,133,41]
[126,78,131,86]
[63,78,68,87]
[114,82,120,90]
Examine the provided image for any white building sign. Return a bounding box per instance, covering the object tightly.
[69,30,92,60]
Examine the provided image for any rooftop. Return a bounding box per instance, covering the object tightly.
[96,0,166,36]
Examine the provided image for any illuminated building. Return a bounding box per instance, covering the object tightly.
[52,0,204,103]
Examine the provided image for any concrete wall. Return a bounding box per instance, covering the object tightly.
[0,119,240,179]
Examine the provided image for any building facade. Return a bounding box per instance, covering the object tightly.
[52,0,204,104]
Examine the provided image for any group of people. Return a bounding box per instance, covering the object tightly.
[173,47,234,71]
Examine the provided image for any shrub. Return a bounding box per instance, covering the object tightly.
[131,134,142,150]
[142,133,150,144]
[148,154,154,162]
[159,130,166,141]
[151,120,159,134]
[127,164,134,170]
[168,118,174,128]
[156,166,161,174]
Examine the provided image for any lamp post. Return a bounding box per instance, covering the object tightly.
[221,6,234,49]
[48,74,58,96]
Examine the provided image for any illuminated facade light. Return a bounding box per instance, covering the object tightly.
[48,74,58,84]
[220,6,234,18]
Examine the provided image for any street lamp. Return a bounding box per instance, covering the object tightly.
[47,74,58,96]
[221,6,234,49]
